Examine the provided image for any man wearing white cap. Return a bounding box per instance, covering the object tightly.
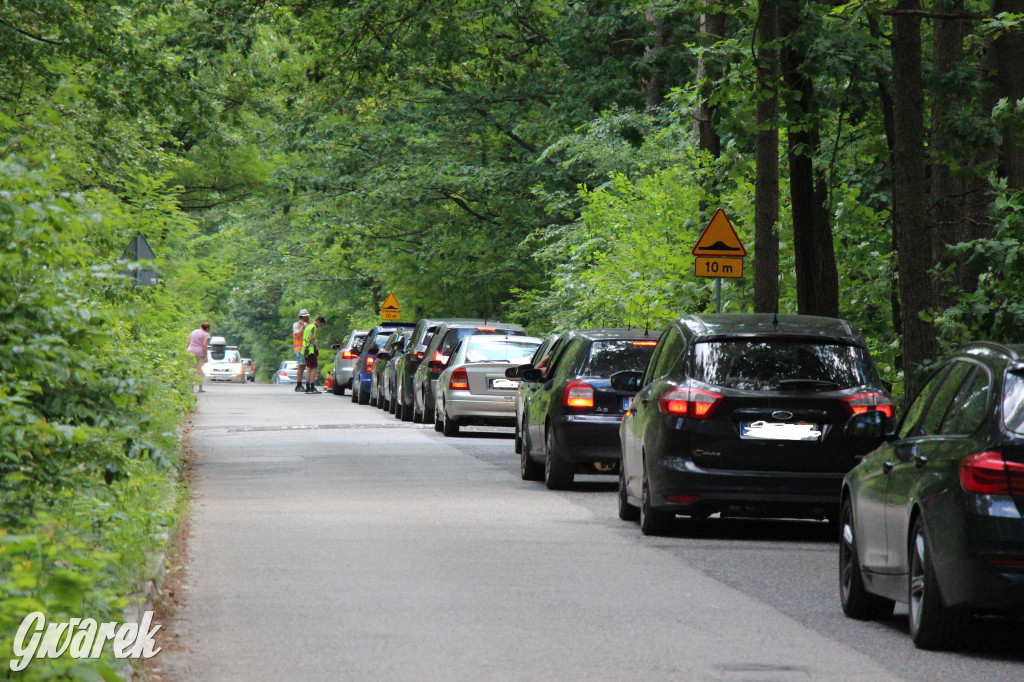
[292,309,310,392]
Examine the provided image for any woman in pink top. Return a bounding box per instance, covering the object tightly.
[187,322,211,391]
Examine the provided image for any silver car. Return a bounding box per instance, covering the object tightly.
[273,360,299,384]
[433,335,542,436]
[331,329,368,395]
[204,348,246,383]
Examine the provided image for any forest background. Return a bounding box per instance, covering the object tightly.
[2,1,1024,677]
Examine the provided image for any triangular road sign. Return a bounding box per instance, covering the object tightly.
[380,292,400,311]
[692,209,746,257]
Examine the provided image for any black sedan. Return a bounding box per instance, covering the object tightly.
[618,314,893,536]
[520,329,657,490]
[841,341,1024,650]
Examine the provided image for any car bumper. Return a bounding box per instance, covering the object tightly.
[206,373,246,383]
[552,415,624,463]
[445,391,517,425]
[337,366,354,386]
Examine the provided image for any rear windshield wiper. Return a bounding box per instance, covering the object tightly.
[773,379,841,391]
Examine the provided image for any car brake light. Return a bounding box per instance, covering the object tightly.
[342,349,358,360]
[961,451,1024,495]
[658,388,722,419]
[632,340,658,346]
[449,368,469,390]
[433,351,444,362]
[563,380,595,409]
[476,327,497,331]
[365,357,375,371]
[842,393,894,418]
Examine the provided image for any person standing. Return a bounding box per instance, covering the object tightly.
[292,309,310,392]
[301,315,325,393]
[187,322,211,392]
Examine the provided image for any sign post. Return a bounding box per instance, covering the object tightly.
[692,209,746,313]
[380,292,401,321]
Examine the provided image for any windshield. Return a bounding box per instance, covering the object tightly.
[440,328,524,357]
[581,340,657,377]
[210,350,241,364]
[464,339,540,364]
[367,331,393,354]
[1003,372,1024,435]
[687,340,874,390]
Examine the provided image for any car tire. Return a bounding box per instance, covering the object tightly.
[389,392,398,415]
[640,465,672,536]
[618,465,640,521]
[331,375,343,396]
[350,383,358,403]
[514,415,523,455]
[434,409,443,432]
[369,386,378,407]
[442,411,459,437]
[423,403,435,426]
[544,427,574,491]
[908,516,967,650]
[358,385,369,405]
[400,399,413,422]
[839,497,895,620]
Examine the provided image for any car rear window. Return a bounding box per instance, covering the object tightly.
[688,340,875,390]
[368,331,392,354]
[580,340,657,377]
[465,339,540,364]
[1003,372,1024,435]
[440,328,524,356]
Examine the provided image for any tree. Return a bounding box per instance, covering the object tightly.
[754,0,781,313]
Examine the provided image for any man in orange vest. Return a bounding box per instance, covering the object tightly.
[292,309,310,392]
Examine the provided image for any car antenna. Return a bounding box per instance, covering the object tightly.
[772,304,779,330]
[644,298,651,336]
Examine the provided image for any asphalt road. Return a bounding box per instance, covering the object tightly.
[164,383,1024,681]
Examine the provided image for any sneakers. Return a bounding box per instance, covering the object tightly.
[306,386,321,394]
[294,383,303,392]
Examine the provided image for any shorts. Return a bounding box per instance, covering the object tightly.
[304,353,319,370]
[295,351,305,364]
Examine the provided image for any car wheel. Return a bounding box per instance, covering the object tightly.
[514,415,523,455]
[358,385,369,405]
[544,427,574,490]
[369,386,378,407]
[639,464,672,536]
[350,383,358,403]
[908,516,966,649]
[618,465,640,521]
[423,402,435,426]
[381,393,390,412]
[331,375,343,396]
[442,410,459,437]
[433,399,444,432]
[389,392,398,415]
[839,496,895,620]
[400,399,413,422]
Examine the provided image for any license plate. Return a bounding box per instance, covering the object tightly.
[622,397,631,411]
[490,378,519,390]
[741,421,821,441]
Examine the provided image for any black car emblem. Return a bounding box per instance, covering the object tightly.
[771,411,793,421]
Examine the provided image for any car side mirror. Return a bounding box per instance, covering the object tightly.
[845,410,891,440]
[881,379,893,393]
[506,364,532,379]
[609,370,644,393]
[521,368,542,383]
[428,360,446,373]
[376,350,390,361]
[331,344,341,351]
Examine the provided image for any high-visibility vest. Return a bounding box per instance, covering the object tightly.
[302,323,317,356]
[292,322,305,352]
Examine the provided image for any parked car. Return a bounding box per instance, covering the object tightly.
[618,313,893,536]
[393,318,447,422]
[520,329,657,489]
[330,329,368,396]
[412,321,527,425]
[840,341,1024,650]
[433,335,542,436]
[204,346,247,383]
[273,360,299,384]
[370,329,412,409]
[508,332,568,457]
[382,331,411,415]
[242,358,256,382]
[351,322,416,405]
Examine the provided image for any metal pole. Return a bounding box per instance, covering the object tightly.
[715,277,722,313]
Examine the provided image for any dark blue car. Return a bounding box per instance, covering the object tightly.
[351,322,416,405]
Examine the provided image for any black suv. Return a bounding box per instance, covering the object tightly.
[841,342,1024,650]
[618,314,893,535]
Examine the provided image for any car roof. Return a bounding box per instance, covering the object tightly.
[465,334,542,344]
[369,322,416,332]
[960,341,1024,362]
[566,328,659,342]
[679,314,864,345]
[436,320,525,331]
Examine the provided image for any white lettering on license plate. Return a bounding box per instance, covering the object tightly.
[741,421,821,441]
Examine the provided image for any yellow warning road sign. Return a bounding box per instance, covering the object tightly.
[380,292,400,320]
[692,209,747,257]
[695,257,743,279]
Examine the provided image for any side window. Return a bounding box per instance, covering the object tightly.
[904,362,972,438]
[940,367,990,436]
[898,365,951,439]
[650,328,684,380]
[642,334,667,386]
[547,339,582,379]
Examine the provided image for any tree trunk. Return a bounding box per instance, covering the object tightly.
[994,0,1024,189]
[753,0,780,314]
[644,7,666,110]
[694,6,724,158]
[891,0,936,398]
[780,2,838,318]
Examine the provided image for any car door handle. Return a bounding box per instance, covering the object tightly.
[883,461,894,473]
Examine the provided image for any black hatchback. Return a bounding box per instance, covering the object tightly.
[841,342,1024,650]
[520,329,658,490]
[618,314,893,535]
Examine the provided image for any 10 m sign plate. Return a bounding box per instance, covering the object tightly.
[695,257,743,279]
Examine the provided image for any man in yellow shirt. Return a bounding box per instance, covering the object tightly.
[301,315,325,393]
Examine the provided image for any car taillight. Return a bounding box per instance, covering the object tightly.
[961,451,1024,495]
[433,351,444,362]
[563,380,595,409]
[414,351,425,360]
[449,368,469,390]
[658,388,722,419]
[365,357,375,371]
[342,350,358,360]
[842,392,894,418]
[632,340,658,346]
[279,371,287,377]
[476,327,497,331]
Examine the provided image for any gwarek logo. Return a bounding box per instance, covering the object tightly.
[9,611,161,672]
